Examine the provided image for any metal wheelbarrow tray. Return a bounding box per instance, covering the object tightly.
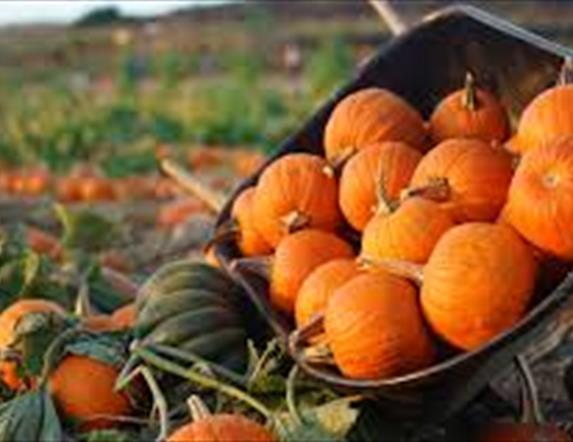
[213,4,573,421]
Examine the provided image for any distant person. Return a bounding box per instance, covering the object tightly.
[283,42,303,95]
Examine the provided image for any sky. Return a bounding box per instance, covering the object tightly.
[0,1,223,26]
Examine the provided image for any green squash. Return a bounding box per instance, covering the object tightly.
[134,261,249,374]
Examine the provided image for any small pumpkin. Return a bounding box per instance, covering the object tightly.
[295,258,361,328]
[361,197,455,264]
[78,177,116,202]
[269,229,354,315]
[502,136,573,260]
[48,354,131,430]
[157,198,205,229]
[253,154,341,247]
[430,72,509,144]
[339,141,422,231]
[26,227,63,262]
[231,187,272,256]
[421,223,536,350]
[135,261,250,373]
[406,138,514,222]
[56,177,82,203]
[168,395,276,442]
[324,88,428,163]
[510,84,573,154]
[22,168,52,197]
[110,303,136,330]
[324,271,435,379]
[99,250,132,274]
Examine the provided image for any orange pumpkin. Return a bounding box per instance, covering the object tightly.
[56,176,83,202]
[295,259,361,328]
[422,223,536,350]
[82,314,117,332]
[361,197,455,264]
[406,138,514,222]
[49,355,132,430]
[503,136,573,260]
[110,303,136,329]
[22,168,52,196]
[26,227,63,261]
[253,154,341,247]
[339,141,422,231]
[0,299,66,390]
[113,176,155,201]
[324,271,435,379]
[157,198,204,229]
[478,422,571,442]
[231,187,272,256]
[99,250,132,274]
[324,88,428,162]
[270,229,354,315]
[510,84,573,154]
[430,72,509,144]
[78,177,116,202]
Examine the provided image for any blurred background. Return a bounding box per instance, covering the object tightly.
[0,0,571,177]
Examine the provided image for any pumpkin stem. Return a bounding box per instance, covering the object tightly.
[559,56,573,85]
[516,355,545,425]
[462,71,478,111]
[203,220,239,254]
[358,256,424,285]
[374,160,398,216]
[281,210,311,234]
[400,177,450,203]
[329,146,356,171]
[160,159,225,214]
[302,342,336,365]
[187,395,212,422]
[74,279,94,319]
[230,256,272,280]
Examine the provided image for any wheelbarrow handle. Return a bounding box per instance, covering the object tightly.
[367,0,408,36]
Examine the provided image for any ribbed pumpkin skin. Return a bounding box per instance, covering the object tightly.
[325,272,435,379]
[231,187,272,256]
[271,230,354,315]
[0,299,66,390]
[361,197,455,264]
[477,422,572,442]
[422,223,537,351]
[511,85,573,154]
[253,153,341,247]
[135,262,249,373]
[49,355,131,430]
[168,414,276,442]
[295,259,361,328]
[324,88,428,162]
[503,136,573,260]
[339,141,422,231]
[409,138,514,222]
[430,88,509,144]
[110,303,136,329]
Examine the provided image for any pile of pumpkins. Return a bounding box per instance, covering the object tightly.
[224,72,573,382]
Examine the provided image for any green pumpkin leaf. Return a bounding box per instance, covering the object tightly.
[64,331,129,369]
[81,429,134,442]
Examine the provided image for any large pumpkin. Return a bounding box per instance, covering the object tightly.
[135,261,249,373]
[231,187,272,256]
[339,141,422,231]
[509,84,573,154]
[361,197,455,264]
[295,258,361,328]
[253,153,341,247]
[270,229,354,315]
[422,223,536,350]
[324,88,427,162]
[406,138,514,222]
[430,72,509,144]
[324,271,435,379]
[503,136,573,260]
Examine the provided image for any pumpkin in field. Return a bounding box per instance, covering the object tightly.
[99,250,132,274]
[339,141,422,231]
[361,197,455,264]
[324,271,435,379]
[22,168,52,196]
[110,303,136,329]
[253,154,341,247]
[430,72,509,144]
[157,198,205,229]
[478,422,571,442]
[56,177,82,202]
[231,187,272,256]
[0,299,66,390]
[48,354,131,430]
[324,88,428,163]
[405,138,514,222]
[135,261,250,373]
[26,227,63,261]
[509,84,573,154]
[503,136,573,260]
[295,259,361,328]
[168,395,275,442]
[421,223,536,350]
[78,177,116,202]
[269,229,354,315]
[113,176,155,201]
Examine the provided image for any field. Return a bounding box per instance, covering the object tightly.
[1,1,573,441]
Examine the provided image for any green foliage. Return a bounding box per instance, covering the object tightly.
[306,36,354,98]
[75,7,124,27]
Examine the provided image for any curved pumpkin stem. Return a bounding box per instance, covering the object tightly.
[462,71,478,111]
[358,256,424,285]
[74,279,94,319]
[516,355,544,425]
[400,176,450,203]
[187,395,211,422]
[281,210,311,234]
[559,56,573,85]
[374,161,398,216]
[329,146,356,172]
